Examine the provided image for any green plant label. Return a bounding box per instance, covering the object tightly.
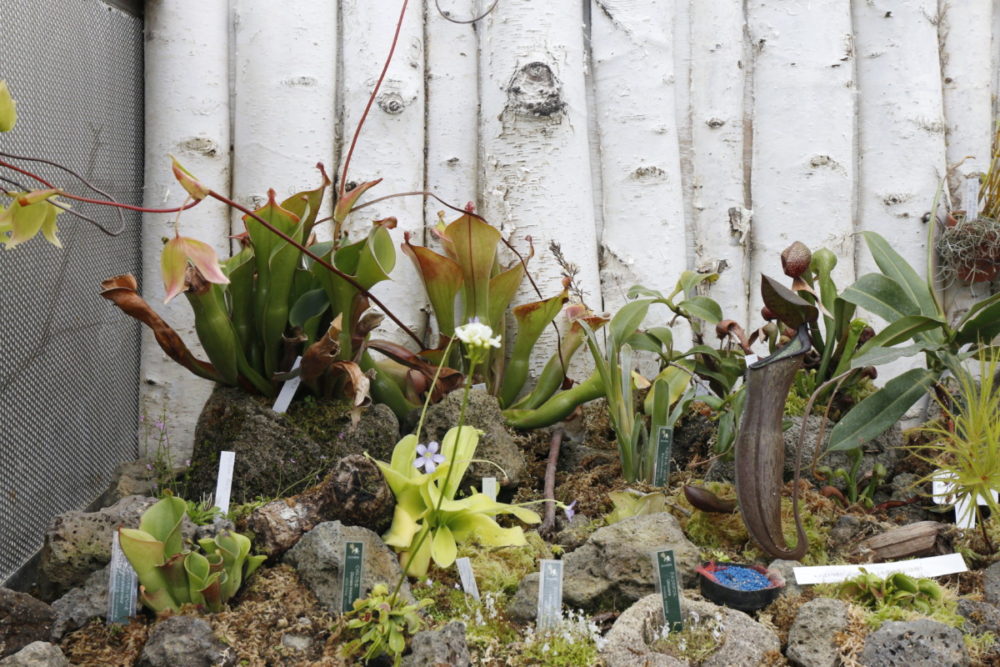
[536,559,563,630]
[653,427,673,487]
[106,532,137,625]
[654,549,683,633]
[455,557,480,601]
[341,541,364,613]
[213,450,235,516]
[482,476,498,501]
[272,356,302,414]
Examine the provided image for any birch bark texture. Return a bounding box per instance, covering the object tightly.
[340,0,428,343]
[479,0,602,373]
[590,0,689,317]
[231,0,337,238]
[142,0,231,457]
[747,0,856,319]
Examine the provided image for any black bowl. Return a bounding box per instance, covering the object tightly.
[696,562,784,612]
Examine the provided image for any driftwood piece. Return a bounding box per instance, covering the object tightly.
[856,521,946,561]
[246,454,393,557]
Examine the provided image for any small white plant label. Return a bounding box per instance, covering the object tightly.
[652,426,673,487]
[932,471,999,530]
[472,383,487,391]
[482,477,498,502]
[536,559,563,630]
[965,174,980,218]
[272,356,303,414]
[341,541,365,613]
[106,532,137,625]
[213,450,235,516]
[745,354,759,368]
[455,557,480,601]
[793,553,967,585]
[653,549,683,633]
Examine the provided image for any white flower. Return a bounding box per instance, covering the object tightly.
[413,441,445,473]
[454,318,501,350]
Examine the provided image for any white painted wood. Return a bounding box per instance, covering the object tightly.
[424,1,479,220]
[479,0,602,374]
[689,0,750,328]
[853,0,948,279]
[591,0,688,318]
[142,0,231,458]
[231,0,337,240]
[340,0,427,342]
[748,0,856,321]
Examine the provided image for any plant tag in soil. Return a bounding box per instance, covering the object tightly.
[341,541,365,612]
[652,427,673,487]
[272,356,303,414]
[536,559,563,630]
[653,549,683,633]
[482,477,498,501]
[455,557,480,601]
[793,552,968,585]
[213,450,235,516]
[965,173,980,218]
[106,532,137,624]
[931,470,999,530]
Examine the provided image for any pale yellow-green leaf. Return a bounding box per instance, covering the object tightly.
[0,80,16,132]
[430,524,458,568]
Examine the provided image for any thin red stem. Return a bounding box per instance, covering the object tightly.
[57,192,202,214]
[339,0,410,198]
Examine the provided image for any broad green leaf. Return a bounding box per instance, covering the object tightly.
[851,343,939,368]
[861,231,940,317]
[609,299,654,346]
[281,165,331,239]
[487,261,526,332]
[670,271,718,300]
[956,296,1000,345]
[333,179,381,224]
[827,368,936,452]
[500,291,568,406]
[841,273,920,324]
[137,495,187,555]
[444,214,500,323]
[626,284,668,301]
[289,288,329,328]
[0,80,16,132]
[956,289,1000,329]
[761,275,818,327]
[431,525,458,567]
[402,239,463,336]
[643,365,692,415]
[677,295,723,324]
[860,315,944,350]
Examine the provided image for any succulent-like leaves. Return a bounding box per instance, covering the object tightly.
[401,233,463,336]
[0,80,16,132]
[443,214,500,323]
[499,290,568,407]
[281,164,332,241]
[0,192,63,250]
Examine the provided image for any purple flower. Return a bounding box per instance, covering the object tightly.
[563,500,578,522]
[413,441,446,474]
[154,420,165,431]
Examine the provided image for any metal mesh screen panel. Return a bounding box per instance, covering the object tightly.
[0,0,144,582]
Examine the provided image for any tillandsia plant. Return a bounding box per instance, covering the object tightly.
[372,320,542,579]
[913,350,1000,552]
[117,494,265,613]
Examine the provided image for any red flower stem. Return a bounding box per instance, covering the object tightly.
[209,190,423,348]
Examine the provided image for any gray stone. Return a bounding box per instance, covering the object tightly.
[37,495,183,599]
[0,642,68,667]
[958,598,1000,635]
[786,598,849,667]
[787,416,900,490]
[506,573,539,623]
[767,559,803,598]
[0,589,55,658]
[422,389,526,491]
[95,459,161,508]
[138,615,235,667]
[861,619,970,667]
[601,594,780,667]
[984,561,1000,606]
[49,566,108,640]
[704,458,735,483]
[402,621,470,666]
[279,634,312,652]
[187,386,400,504]
[510,513,698,620]
[283,521,414,612]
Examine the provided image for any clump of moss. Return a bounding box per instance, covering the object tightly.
[648,610,725,663]
[518,610,605,667]
[455,531,553,596]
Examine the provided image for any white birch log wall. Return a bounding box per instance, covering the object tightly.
[142,0,1000,454]
[142,0,231,455]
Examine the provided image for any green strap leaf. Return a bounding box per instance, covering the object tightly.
[827,368,936,452]
[840,273,920,323]
[860,231,940,317]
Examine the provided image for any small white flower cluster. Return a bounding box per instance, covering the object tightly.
[523,608,607,652]
[454,319,501,350]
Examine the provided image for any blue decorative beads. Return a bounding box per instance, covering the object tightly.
[713,566,773,591]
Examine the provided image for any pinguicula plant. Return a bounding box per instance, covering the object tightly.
[372,319,542,578]
[117,494,265,613]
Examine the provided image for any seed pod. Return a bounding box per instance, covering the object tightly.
[858,326,875,345]
[761,306,777,321]
[781,241,812,279]
[862,366,878,380]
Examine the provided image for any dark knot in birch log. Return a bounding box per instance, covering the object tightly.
[506,61,566,118]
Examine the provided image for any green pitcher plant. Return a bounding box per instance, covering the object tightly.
[117,495,265,613]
